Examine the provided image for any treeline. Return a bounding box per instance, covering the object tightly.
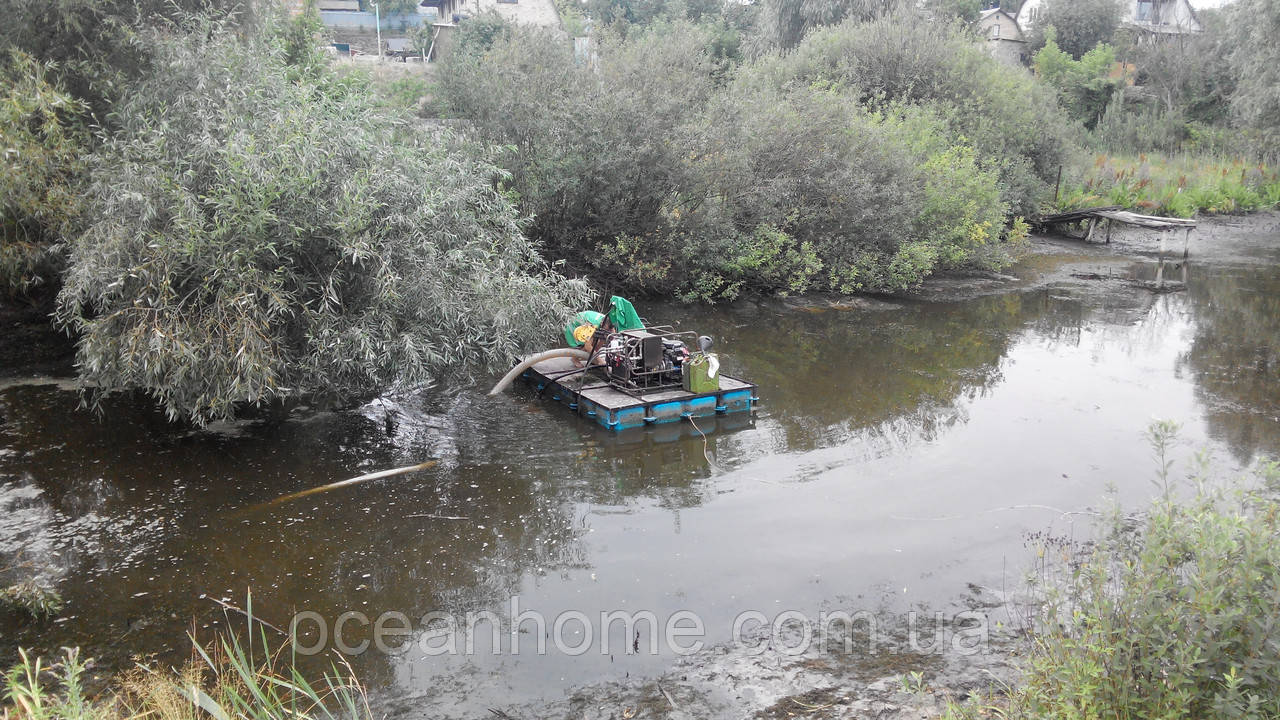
[4,0,1274,422]
[441,10,1072,299]
[1025,0,1280,157]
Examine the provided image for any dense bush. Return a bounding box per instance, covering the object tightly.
[1226,0,1280,155]
[1003,431,1280,719]
[744,0,903,53]
[0,0,251,121]
[444,15,1055,298]
[55,22,588,424]
[0,52,88,298]
[747,12,1074,216]
[1033,33,1123,130]
[442,21,719,287]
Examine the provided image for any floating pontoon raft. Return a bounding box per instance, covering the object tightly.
[519,356,758,431]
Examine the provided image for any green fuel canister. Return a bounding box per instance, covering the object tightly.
[683,354,720,393]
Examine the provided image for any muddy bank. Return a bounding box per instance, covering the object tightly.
[482,597,1027,720]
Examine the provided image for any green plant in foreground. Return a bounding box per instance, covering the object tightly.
[5,648,106,720]
[3,595,371,720]
[964,424,1280,720]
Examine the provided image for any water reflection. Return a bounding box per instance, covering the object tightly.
[2,222,1280,714]
[1180,264,1280,462]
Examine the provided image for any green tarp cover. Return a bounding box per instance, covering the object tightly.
[608,296,644,332]
[564,310,604,347]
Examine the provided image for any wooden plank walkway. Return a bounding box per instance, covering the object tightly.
[1033,205,1197,258]
[1034,205,1198,291]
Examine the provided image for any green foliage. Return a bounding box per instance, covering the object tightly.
[443,20,719,281]
[0,0,251,121]
[1227,0,1280,154]
[1033,32,1123,130]
[0,580,64,621]
[4,599,372,720]
[452,11,517,54]
[586,0,725,29]
[54,21,587,425]
[272,0,330,80]
[1091,102,1189,156]
[552,0,589,35]
[1057,153,1280,217]
[1027,0,1122,59]
[374,0,423,17]
[0,51,88,298]
[924,0,984,23]
[1117,14,1235,127]
[745,0,905,53]
[766,12,1074,215]
[443,15,1048,298]
[5,648,107,720]
[1007,434,1280,719]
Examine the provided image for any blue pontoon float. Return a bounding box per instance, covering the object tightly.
[518,354,757,431]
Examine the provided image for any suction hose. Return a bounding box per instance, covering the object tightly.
[488,348,590,396]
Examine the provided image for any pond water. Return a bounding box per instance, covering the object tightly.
[2,216,1279,716]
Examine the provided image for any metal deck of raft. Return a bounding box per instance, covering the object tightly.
[519,356,757,431]
[1034,206,1198,257]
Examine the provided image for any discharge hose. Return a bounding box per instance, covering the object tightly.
[488,348,590,395]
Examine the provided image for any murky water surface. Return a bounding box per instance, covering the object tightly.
[3,217,1279,714]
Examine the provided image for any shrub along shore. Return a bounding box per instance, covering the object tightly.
[3,0,1280,422]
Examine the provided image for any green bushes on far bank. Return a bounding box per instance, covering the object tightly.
[441,12,1065,299]
[1057,153,1280,218]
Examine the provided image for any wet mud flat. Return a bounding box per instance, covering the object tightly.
[482,594,1027,720]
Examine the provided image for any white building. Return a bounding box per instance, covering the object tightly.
[428,0,560,27]
[1016,0,1202,37]
[977,8,1029,66]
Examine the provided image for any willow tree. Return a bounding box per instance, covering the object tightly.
[1228,0,1280,152]
[56,21,588,424]
[0,52,87,298]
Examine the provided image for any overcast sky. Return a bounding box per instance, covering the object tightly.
[1188,0,1233,8]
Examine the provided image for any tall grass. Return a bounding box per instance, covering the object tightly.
[3,598,371,720]
[1057,152,1280,218]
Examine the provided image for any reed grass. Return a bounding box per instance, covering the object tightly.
[1056,152,1280,218]
[3,596,371,720]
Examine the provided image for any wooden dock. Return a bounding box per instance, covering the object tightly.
[1033,206,1197,258]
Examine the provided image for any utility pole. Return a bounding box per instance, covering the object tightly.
[373,1,383,62]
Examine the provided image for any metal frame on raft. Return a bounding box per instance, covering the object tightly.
[597,325,695,397]
[517,353,758,432]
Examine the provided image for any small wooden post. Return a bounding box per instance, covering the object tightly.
[1085,217,1098,243]
[1105,218,1114,244]
[1156,230,1169,290]
[1183,226,1192,259]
